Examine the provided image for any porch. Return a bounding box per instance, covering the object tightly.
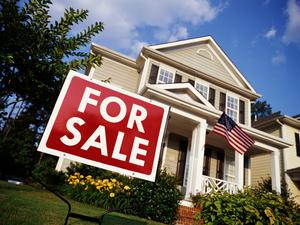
[159,108,284,199]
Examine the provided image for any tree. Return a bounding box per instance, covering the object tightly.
[251,100,273,121]
[0,0,103,177]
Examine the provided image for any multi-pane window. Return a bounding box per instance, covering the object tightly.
[158,68,174,84]
[195,82,209,99]
[295,133,300,157]
[226,95,238,122]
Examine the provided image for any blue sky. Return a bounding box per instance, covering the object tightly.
[50,0,300,116]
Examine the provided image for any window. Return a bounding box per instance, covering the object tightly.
[226,95,238,122]
[195,79,209,99]
[295,133,300,157]
[158,67,174,84]
[195,83,209,99]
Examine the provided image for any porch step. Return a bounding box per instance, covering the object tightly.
[176,205,203,225]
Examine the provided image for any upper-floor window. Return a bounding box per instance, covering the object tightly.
[226,95,238,122]
[295,133,300,157]
[157,67,174,84]
[195,80,209,99]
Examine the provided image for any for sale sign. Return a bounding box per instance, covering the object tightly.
[38,70,169,181]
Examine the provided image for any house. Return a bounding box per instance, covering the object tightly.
[253,113,300,204]
[56,36,291,206]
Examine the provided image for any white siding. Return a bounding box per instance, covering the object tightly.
[159,43,240,87]
[92,57,139,93]
[251,153,272,186]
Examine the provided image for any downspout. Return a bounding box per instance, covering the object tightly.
[137,52,148,95]
[276,119,288,194]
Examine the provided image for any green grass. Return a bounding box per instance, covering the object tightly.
[0,180,163,225]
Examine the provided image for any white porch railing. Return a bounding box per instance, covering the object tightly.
[201,175,239,194]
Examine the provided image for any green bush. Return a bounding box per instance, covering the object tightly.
[130,169,183,224]
[31,156,66,189]
[65,164,183,224]
[66,172,132,211]
[192,187,300,225]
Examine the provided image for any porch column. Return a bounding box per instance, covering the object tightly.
[235,152,244,190]
[185,120,207,198]
[271,150,281,194]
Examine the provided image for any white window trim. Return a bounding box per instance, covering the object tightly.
[156,65,176,84]
[194,78,210,100]
[226,92,239,123]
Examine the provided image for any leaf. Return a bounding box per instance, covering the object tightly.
[264,207,275,225]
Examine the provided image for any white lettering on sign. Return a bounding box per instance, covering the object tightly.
[81,125,108,156]
[78,87,100,113]
[60,86,151,166]
[60,117,85,146]
[129,137,149,166]
[100,96,127,123]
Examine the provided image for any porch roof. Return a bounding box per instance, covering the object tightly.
[141,84,292,151]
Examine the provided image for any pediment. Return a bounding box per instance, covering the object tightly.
[151,83,215,110]
[150,36,256,93]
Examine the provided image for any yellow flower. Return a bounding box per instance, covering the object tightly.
[84,186,88,191]
[80,181,85,185]
[124,185,130,190]
[96,185,101,190]
[111,178,117,183]
[74,172,80,176]
[109,193,115,198]
[86,175,92,179]
[69,181,73,185]
[75,179,79,183]
[80,175,84,178]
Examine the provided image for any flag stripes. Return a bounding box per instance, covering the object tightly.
[212,112,254,154]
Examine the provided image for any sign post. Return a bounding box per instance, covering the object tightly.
[38,70,169,181]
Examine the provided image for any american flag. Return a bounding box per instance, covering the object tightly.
[212,112,254,154]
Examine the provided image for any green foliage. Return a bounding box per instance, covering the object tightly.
[192,187,300,225]
[251,100,274,121]
[66,172,132,212]
[130,170,183,224]
[64,164,183,224]
[0,0,103,178]
[31,156,66,188]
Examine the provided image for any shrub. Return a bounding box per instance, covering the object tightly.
[192,187,300,225]
[65,164,183,224]
[32,156,66,189]
[67,172,132,210]
[130,169,183,224]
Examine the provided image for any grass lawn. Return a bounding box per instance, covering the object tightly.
[0,180,163,225]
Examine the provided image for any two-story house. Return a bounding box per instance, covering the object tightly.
[56,36,291,205]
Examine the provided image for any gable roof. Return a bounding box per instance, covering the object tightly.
[151,82,215,110]
[149,36,258,95]
[253,113,300,130]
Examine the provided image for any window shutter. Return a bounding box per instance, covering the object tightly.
[208,87,216,106]
[148,64,159,84]
[239,100,245,124]
[219,92,226,112]
[175,74,182,83]
[188,79,195,86]
[295,133,300,157]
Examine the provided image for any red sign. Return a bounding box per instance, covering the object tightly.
[38,70,169,181]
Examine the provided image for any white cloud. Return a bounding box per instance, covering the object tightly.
[282,0,300,45]
[168,26,189,42]
[272,52,286,65]
[264,26,277,38]
[129,40,149,59]
[49,0,224,56]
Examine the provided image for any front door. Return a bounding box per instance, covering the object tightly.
[164,133,188,185]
